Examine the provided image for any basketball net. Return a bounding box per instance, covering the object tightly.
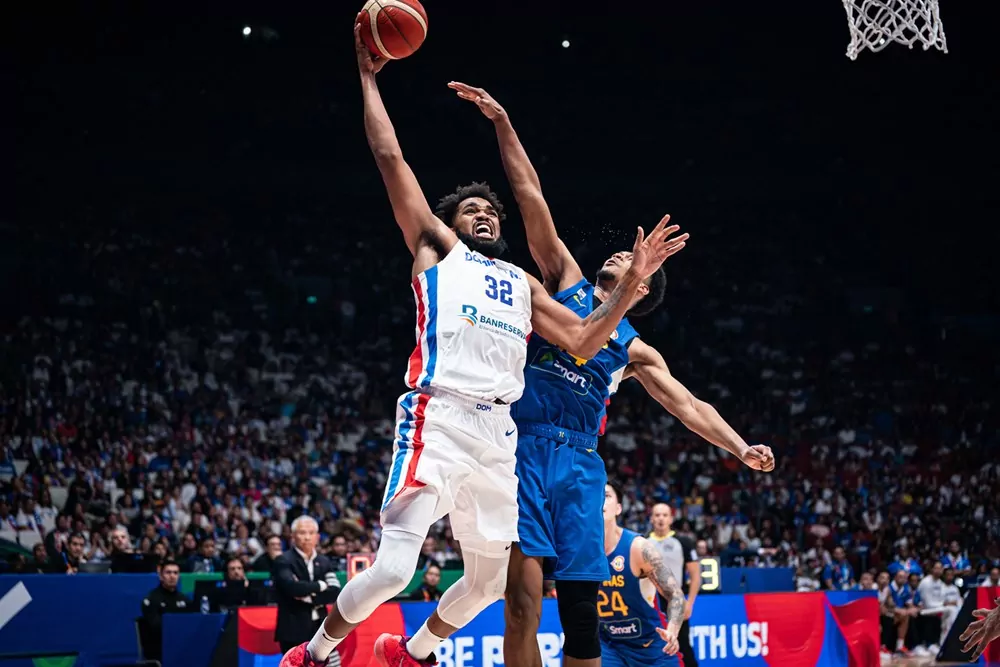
[842,0,948,59]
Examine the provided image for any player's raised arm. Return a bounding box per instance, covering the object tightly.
[355,20,451,257]
[633,537,682,655]
[449,82,582,293]
[625,341,776,472]
[529,217,686,360]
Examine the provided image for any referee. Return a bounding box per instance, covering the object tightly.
[649,503,700,667]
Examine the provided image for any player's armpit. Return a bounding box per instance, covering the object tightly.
[528,271,640,360]
[360,74,454,257]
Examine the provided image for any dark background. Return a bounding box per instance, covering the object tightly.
[10,1,997,314]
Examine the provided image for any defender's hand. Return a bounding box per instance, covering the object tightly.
[629,215,689,280]
[960,602,1000,660]
[448,82,507,122]
[355,16,388,76]
[741,444,776,472]
[656,626,680,656]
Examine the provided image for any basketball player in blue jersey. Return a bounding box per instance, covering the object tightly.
[600,481,684,666]
[450,82,776,667]
[280,26,688,667]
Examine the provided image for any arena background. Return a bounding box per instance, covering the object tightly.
[4,1,999,666]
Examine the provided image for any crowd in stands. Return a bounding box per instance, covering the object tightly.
[1,206,998,595]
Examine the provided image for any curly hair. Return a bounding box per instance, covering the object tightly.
[433,182,506,226]
[628,266,666,318]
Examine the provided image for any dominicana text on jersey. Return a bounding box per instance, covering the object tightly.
[406,241,532,404]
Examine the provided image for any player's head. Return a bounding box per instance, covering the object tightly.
[650,503,674,535]
[595,252,666,317]
[604,481,624,525]
[435,182,509,257]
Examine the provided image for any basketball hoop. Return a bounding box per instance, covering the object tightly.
[842,0,948,60]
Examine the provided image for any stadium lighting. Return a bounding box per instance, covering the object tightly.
[561,39,570,48]
[242,26,252,36]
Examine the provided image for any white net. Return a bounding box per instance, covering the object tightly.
[842,0,948,60]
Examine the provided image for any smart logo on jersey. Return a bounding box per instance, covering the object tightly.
[601,618,644,639]
[460,305,478,326]
[530,348,593,395]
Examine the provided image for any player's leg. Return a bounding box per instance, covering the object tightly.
[551,444,608,667]
[504,434,556,667]
[503,545,546,667]
[557,580,602,666]
[289,391,463,666]
[377,406,519,664]
[300,486,441,664]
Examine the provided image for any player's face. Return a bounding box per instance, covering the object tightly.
[452,197,508,257]
[603,485,621,524]
[596,251,633,284]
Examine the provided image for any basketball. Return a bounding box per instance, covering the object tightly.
[359,0,428,61]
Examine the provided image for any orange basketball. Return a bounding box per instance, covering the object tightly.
[358,0,428,61]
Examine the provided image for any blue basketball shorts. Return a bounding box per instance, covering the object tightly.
[515,422,608,581]
[601,641,682,667]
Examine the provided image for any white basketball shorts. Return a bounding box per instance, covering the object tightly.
[380,387,519,550]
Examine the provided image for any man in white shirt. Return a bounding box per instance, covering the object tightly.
[915,561,947,656]
[939,568,962,644]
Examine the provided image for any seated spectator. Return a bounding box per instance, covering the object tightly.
[140,559,195,662]
[186,537,223,573]
[253,535,284,573]
[212,557,264,611]
[823,546,856,591]
[47,532,86,575]
[29,543,50,574]
[408,564,443,602]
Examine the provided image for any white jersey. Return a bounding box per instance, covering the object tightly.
[405,240,532,404]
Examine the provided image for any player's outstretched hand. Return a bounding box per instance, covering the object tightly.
[629,215,689,280]
[448,82,507,122]
[741,444,776,472]
[355,15,388,76]
[656,626,680,656]
[960,600,1000,661]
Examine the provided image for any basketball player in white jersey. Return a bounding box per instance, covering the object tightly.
[278,23,689,667]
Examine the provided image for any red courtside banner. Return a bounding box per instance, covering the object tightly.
[976,586,1000,664]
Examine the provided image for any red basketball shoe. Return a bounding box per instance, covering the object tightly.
[373,634,437,666]
[279,643,328,667]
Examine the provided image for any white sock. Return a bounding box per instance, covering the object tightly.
[896,638,904,650]
[406,623,445,661]
[306,626,343,661]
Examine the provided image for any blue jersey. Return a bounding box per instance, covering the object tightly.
[600,529,666,651]
[512,279,639,436]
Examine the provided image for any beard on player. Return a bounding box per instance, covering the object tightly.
[455,230,509,257]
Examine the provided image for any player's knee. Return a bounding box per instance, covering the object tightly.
[371,530,422,594]
[556,580,601,660]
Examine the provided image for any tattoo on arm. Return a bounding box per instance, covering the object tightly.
[642,542,684,626]
[585,283,627,324]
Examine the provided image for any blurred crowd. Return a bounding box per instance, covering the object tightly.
[1,206,997,589]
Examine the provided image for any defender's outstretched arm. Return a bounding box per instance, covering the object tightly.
[449,82,582,293]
